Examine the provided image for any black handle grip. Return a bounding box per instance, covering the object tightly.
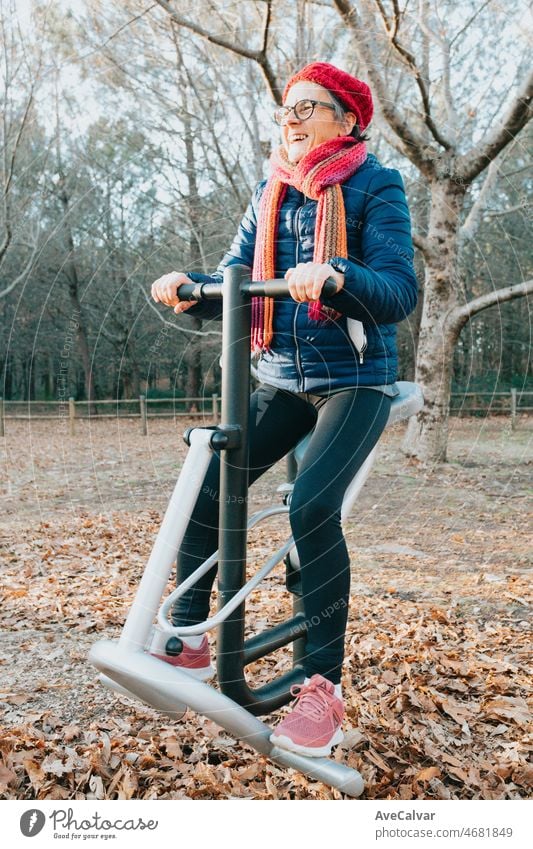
[176,276,338,302]
[175,281,222,301]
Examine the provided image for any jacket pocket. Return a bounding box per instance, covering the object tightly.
[347,318,367,364]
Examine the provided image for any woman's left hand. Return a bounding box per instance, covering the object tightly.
[285,262,344,303]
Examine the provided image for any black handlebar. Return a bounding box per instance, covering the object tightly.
[176,276,338,302]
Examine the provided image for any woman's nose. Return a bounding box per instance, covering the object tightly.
[284,111,302,127]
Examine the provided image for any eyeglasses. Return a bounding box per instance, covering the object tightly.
[273,99,337,125]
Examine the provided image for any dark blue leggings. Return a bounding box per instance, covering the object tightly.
[172,384,391,684]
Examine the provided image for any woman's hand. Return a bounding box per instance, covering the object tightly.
[151,272,196,314]
[284,262,344,303]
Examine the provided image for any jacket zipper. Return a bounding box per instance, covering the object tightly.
[358,335,367,365]
[293,199,306,391]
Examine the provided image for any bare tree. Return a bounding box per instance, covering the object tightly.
[52,142,96,410]
[0,0,46,299]
[331,0,533,461]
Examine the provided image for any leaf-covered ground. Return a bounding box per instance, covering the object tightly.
[0,415,531,800]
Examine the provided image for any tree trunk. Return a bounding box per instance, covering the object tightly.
[75,318,95,406]
[184,315,202,409]
[43,352,54,398]
[130,360,140,399]
[403,180,465,462]
[3,357,13,399]
[28,355,36,401]
[115,339,140,401]
[181,88,204,412]
[58,181,97,414]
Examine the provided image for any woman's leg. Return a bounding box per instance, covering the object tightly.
[172,384,317,626]
[289,389,391,684]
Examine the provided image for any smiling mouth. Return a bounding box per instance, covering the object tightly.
[288,135,308,142]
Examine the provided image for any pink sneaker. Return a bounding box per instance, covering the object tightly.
[151,636,215,681]
[270,674,344,757]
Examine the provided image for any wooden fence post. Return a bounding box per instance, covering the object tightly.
[69,397,75,435]
[0,397,4,437]
[212,393,219,424]
[140,395,147,435]
[510,388,517,431]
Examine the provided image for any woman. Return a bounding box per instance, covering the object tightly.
[151,62,417,758]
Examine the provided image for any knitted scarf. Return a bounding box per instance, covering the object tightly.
[251,135,367,352]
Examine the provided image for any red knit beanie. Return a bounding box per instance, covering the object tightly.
[283,62,373,132]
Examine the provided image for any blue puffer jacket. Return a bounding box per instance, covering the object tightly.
[186,153,418,393]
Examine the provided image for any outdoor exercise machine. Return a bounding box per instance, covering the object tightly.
[89,264,423,798]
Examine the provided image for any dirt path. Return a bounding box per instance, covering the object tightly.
[1,416,531,799]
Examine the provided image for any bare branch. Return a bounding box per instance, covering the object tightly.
[370,0,453,149]
[0,81,36,264]
[374,0,391,30]
[412,231,434,258]
[449,0,493,49]
[484,202,528,218]
[73,3,159,63]
[456,68,533,183]
[331,0,437,176]
[4,82,35,198]
[0,225,11,266]
[459,157,502,246]
[414,0,458,142]
[140,287,222,336]
[501,163,532,179]
[175,39,254,204]
[0,232,40,298]
[260,0,272,56]
[448,278,533,335]
[153,0,281,101]
[96,325,126,346]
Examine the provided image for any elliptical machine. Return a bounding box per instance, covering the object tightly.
[89,264,423,798]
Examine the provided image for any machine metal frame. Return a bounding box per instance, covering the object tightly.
[89,264,423,798]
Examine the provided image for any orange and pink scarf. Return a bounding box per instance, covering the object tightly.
[251,136,367,352]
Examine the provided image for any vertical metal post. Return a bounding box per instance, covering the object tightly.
[216,265,251,698]
[119,429,215,652]
[510,388,517,431]
[69,397,75,435]
[211,269,307,715]
[212,393,219,424]
[140,394,147,435]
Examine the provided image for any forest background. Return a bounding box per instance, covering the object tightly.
[0,0,531,463]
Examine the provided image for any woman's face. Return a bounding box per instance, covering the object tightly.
[281,80,356,164]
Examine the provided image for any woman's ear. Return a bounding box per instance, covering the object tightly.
[343,111,357,136]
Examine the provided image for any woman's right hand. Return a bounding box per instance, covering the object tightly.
[151,272,196,314]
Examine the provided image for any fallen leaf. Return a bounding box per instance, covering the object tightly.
[415,766,441,782]
[484,697,530,726]
[22,758,45,792]
[0,765,17,789]
[118,766,138,800]
[88,774,105,799]
[265,771,279,799]
[41,755,74,777]
[1,693,30,705]
[239,763,261,780]
[512,765,533,788]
